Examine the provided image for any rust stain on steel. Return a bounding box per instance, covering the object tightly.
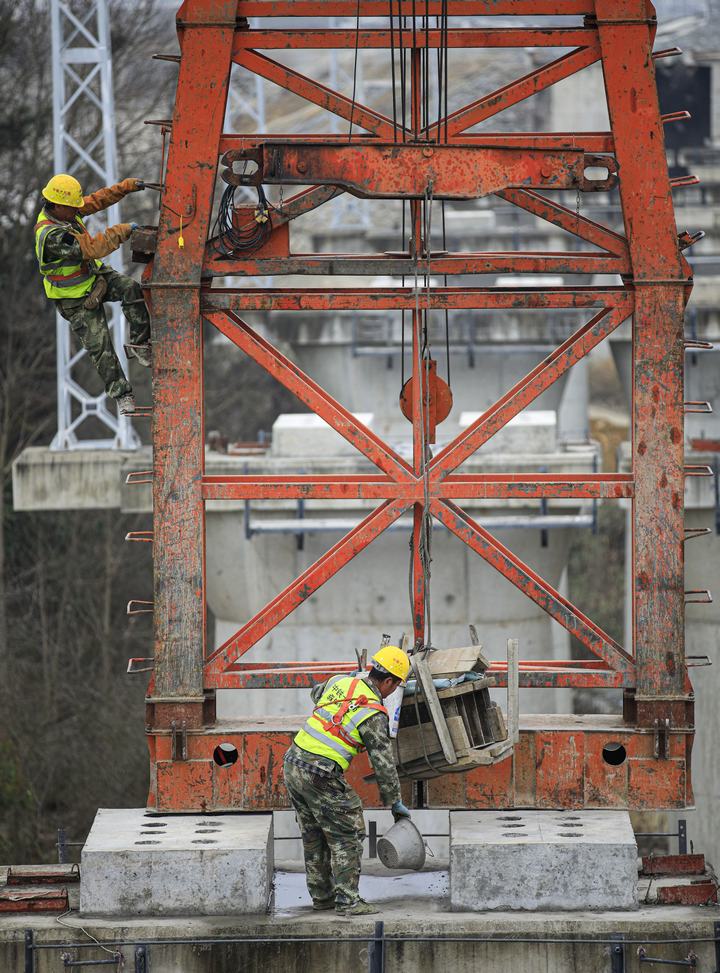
[205,252,630,278]
[202,285,631,312]
[255,143,607,200]
[432,498,635,679]
[232,27,600,52]
[150,1,237,699]
[205,499,409,675]
[147,721,692,812]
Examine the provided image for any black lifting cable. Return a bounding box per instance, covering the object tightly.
[348,0,362,142]
[436,0,451,386]
[397,0,407,142]
[389,0,398,143]
[209,183,271,257]
[397,0,408,387]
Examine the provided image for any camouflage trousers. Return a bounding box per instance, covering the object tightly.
[57,270,150,399]
[283,751,365,907]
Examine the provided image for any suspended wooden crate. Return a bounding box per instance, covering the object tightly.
[393,641,518,780]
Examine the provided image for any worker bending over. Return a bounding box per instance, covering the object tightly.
[284,646,412,916]
[35,174,151,415]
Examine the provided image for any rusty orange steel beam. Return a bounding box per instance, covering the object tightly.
[597,0,688,699]
[204,310,414,479]
[431,300,633,478]
[252,142,613,199]
[208,668,626,690]
[496,189,629,256]
[204,252,631,277]
[201,473,635,501]
[204,499,410,676]
[431,499,636,680]
[219,133,617,153]
[427,44,601,140]
[202,286,631,312]
[232,28,600,50]
[233,49,402,140]
[233,0,596,15]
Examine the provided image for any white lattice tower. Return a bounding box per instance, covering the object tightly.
[50,0,139,449]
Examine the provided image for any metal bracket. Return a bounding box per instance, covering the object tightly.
[654,718,670,760]
[127,600,154,616]
[60,951,123,968]
[134,945,148,973]
[368,920,385,973]
[127,657,156,674]
[610,934,626,973]
[171,720,188,761]
[679,818,688,855]
[24,929,34,973]
[638,947,697,968]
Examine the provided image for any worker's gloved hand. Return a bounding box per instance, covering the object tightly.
[117,177,145,194]
[72,222,134,259]
[391,801,411,821]
[130,222,139,231]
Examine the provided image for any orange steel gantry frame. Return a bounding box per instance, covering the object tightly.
[140,0,702,812]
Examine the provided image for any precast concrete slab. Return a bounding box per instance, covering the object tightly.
[80,809,273,917]
[450,810,638,912]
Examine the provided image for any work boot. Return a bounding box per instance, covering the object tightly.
[133,342,153,368]
[125,342,153,367]
[311,897,335,911]
[335,898,380,917]
[117,393,136,416]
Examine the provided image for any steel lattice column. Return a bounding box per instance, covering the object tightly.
[149,0,237,717]
[597,0,688,709]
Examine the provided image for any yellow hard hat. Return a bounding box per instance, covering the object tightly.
[42,174,84,209]
[371,645,411,684]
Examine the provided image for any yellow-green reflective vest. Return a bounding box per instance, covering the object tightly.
[294,675,388,771]
[34,209,100,300]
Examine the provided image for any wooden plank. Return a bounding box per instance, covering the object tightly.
[394,740,515,779]
[399,677,495,713]
[411,656,458,765]
[435,677,495,701]
[395,715,471,764]
[487,702,509,742]
[424,645,489,677]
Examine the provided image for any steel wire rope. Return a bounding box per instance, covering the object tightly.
[389,0,398,143]
[348,0,362,141]
[436,0,451,386]
[398,0,410,387]
[420,182,434,652]
[423,0,431,136]
[403,185,440,777]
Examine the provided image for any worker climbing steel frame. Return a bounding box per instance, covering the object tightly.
[143,0,698,812]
